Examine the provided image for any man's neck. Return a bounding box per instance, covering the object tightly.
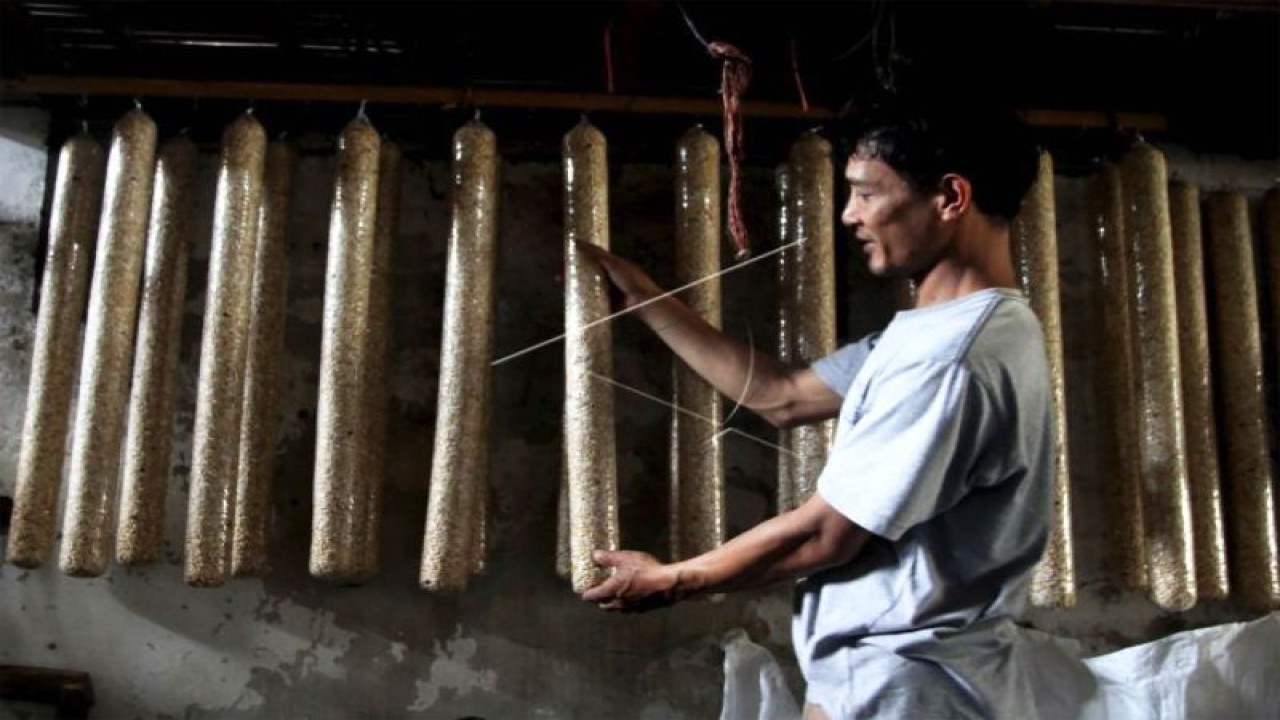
[911,221,1016,308]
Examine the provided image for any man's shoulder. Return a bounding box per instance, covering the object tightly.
[965,295,1048,373]
[871,292,1046,409]
[885,289,1024,366]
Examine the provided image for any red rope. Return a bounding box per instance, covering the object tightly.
[709,41,752,260]
[790,37,810,114]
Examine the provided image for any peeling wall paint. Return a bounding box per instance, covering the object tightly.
[408,628,498,711]
[1,107,1277,718]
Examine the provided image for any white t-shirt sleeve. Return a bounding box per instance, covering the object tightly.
[810,333,880,397]
[816,359,991,541]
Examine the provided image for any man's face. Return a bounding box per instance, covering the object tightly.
[840,156,946,278]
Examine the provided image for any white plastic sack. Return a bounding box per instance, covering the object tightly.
[719,614,1280,720]
[1071,613,1280,720]
[719,629,801,720]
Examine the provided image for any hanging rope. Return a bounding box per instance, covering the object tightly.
[677,2,710,49]
[790,36,810,114]
[709,41,752,261]
[676,3,753,260]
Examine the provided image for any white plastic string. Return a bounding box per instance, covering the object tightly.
[491,239,798,367]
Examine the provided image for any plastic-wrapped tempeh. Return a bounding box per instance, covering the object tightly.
[787,132,836,503]
[421,121,499,591]
[7,133,105,568]
[562,120,619,593]
[59,109,157,577]
[358,140,401,575]
[471,487,488,577]
[669,126,724,561]
[230,140,296,577]
[185,112,267,587]
[774,163,797,515]
[1119,143,1196,611]
[1087,165,1147,591]
[1014,151,1076,609]
[117,136,199,566]
[889,279,916,311]
[1264,189,1280,384]
[555,460,571,580]
[1168,181,1229,600]
[311,116,381,583]
[1204,192,1280,611]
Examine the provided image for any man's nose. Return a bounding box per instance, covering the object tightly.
[841,201,860,228]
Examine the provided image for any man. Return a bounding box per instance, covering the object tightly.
[580,102,1049,719]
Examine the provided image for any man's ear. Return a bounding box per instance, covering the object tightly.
[936,173,972,220]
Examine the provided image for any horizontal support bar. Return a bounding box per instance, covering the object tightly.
[0,74,1168,131]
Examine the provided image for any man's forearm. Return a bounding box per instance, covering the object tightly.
[634,294,792,416]
[670,499,868,598]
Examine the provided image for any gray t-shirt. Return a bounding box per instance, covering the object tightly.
[795,288,1053,719]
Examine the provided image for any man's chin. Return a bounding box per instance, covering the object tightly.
[865,262,910,280]
[864,259,892,278]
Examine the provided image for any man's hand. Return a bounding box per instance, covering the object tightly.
[573,242,664,310]
[581,550,686,613]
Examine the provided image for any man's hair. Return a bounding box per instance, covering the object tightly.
[838,98,1041,221]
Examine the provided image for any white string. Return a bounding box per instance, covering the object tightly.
[589,371,715,425]
[591,371,798,458]
[491,239,798,367]
[494,238,802,460]
[720,427,799,457]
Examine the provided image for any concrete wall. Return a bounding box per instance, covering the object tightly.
[0,106,1276,718]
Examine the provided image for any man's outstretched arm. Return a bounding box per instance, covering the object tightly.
[577,242,841,428]
[582,493,870,612]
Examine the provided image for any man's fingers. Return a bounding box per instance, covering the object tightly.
[581,576,621,602]
[573,240,609,264]
[583,549,670,611]
[594,548,641,568]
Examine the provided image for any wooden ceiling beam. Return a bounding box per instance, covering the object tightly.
[0,73,1169,131]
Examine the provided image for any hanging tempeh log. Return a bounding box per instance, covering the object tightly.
[787,131,836,503]
[1265,188,1280,375]
[7,133,105,569]
[890,279,916,311]
[116,136,198,566]
[358,140,401,577]
[774,163,797,515]
[555,460,571,580]
[59,109,157,577]
[230,140,296,577]
[311,115,381,583]
[1120,143,1196,611]
[1168,181,1229,600]
[1204,191,1280,611]
[562,119,619,593]
[421,121,500,591]
[1086,165,1147,591]
[471,487,488,576]
[1014,151,1076,609]
[668,126,725,560]
[185,112,267,586]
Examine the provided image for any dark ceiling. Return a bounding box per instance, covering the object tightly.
[1,1,1277,165]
